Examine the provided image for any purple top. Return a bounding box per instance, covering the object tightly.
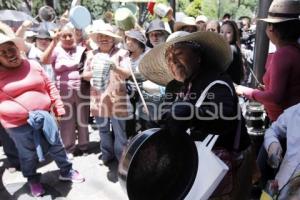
[51,45,86,92]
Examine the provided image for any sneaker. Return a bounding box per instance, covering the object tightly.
[29,182,45,197]
[59,170,85,183]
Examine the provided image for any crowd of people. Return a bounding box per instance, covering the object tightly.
[0,0,299,199]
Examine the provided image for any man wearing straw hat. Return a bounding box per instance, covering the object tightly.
[139,31,253,199]
[82,23,131,165]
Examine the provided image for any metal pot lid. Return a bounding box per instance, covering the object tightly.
[119,128,198,200]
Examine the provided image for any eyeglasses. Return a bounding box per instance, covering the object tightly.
[0,46,18,57]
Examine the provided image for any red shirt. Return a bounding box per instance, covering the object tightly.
[0,59,65,128]
[253,44,300,121]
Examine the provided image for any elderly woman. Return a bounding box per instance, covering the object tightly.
[0,33,84,197]
[41,24,90,159]
[82,23,131,165]
[140,31,252,199]
[206,20,221,33]
[146,19,170,48]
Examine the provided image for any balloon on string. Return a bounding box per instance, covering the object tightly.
[69,6,91,29]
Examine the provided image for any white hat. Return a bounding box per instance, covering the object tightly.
[196,15,208,23]
[259,0,300,23]
[89,23,122,42]
[174,16,198,32]
[0,33,25,51]
[139,31,232,86]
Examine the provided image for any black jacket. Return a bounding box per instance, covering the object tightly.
[162,73,250,152]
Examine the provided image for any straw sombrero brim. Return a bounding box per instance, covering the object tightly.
[11,37,26,51]
[0,34,25,51]
[0,21,15,37]
[89,30,122,42]
[139,31,233,86]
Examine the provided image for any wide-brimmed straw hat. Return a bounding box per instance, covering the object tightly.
[89,23,122,42]
[0,33,25,51]
[259,0,300,23]
[174,16,198,32]
[139,31,232,86]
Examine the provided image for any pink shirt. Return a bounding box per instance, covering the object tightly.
[253,45,300,121]
[0,59,65,128]
[51,46,86,92]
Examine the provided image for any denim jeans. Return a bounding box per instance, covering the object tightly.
[6,124,72,183]
[0,124,19,168]
[95,117,127,161]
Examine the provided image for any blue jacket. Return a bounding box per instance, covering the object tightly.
[27,110,60,162]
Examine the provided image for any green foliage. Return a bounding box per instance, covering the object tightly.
[31,0,111,21]
[201,0,258,20]
[177,0,190,13]
[81,0,112,20]
[0,0,22,9]
[32,0,44,16]
[185,0,203,17]
[202,0,218,19]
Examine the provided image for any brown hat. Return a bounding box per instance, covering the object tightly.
[260,0,300,23]
[139,31,232,86]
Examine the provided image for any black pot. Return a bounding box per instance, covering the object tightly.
[118,128,198,200]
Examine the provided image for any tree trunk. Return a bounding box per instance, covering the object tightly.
[23,0,31,10]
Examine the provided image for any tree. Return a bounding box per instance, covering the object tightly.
[0,0,22,10]
[202,0,258,20]
[81,0,112,20]
[185,0,203,17]
[202,0,218,19]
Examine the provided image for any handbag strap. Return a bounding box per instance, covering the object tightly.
[0,88,29,112]
[195,80,233,107]
[195,80,242,151]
